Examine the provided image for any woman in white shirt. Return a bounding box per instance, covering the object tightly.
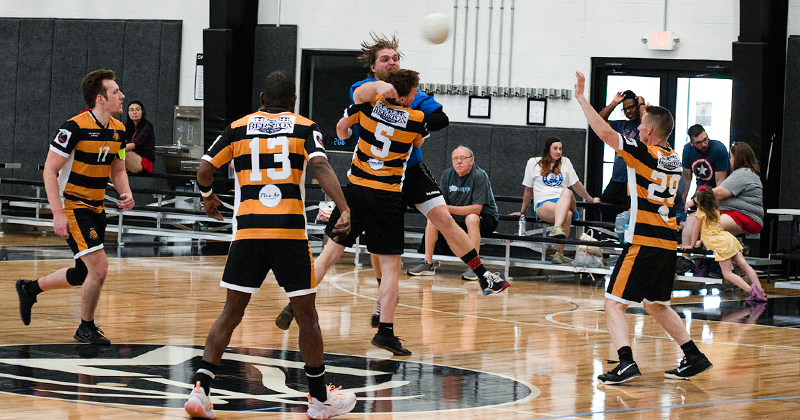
[515,138,598,264]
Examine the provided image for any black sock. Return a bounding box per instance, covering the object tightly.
[304,364,327,402]
[378,322,394,337]
[617,346,634,364]
[460,249,488,288]
[196,360,218,396]
[80,319,95,329]
[680,340,701,358]
[25,280,43,296]
[376,277,381,285]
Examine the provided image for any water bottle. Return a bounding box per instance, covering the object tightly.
[518,214,526,236]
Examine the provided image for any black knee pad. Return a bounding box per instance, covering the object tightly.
[66,259,88,286]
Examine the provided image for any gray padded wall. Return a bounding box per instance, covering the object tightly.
[251,25,297,109]
[0,18,181,198]
[780,36,800,209]
[0,19,20,193]
[15,19,54,192]
[418,129,449,179]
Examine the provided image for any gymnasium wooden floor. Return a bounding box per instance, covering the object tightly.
[2,232,800,419]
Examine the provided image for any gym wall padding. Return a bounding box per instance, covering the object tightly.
[250,25,298,110]
[0,18,181,196]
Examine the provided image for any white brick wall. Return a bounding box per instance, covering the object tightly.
[6,0,795,129]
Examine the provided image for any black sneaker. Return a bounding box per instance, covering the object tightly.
[482,272,510,295]
[371,333,412,356]
[16,280,37,326]
[275,303,294,330]
[664,353,713,379]
[676,257,694,274]
[598,361,641,384]
[74,324,111,345]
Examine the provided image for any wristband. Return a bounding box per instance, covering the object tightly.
[198,182,212,197]
[200,190,213,198]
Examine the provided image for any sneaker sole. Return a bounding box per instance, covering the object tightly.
[307,398,357,420]
[664,363,713,380]
[598,372,642,385]
[483,283,510,295]
[370,339,412,356]
[74,334,111,345]
[185,401,216,419]
[407,270,435,276]
[461,276,479,281]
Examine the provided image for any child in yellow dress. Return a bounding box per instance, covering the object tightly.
[685,187,767,302]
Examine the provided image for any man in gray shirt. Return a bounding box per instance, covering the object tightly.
[408,146,499,280]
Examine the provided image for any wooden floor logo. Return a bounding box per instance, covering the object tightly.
[0,344,536,413]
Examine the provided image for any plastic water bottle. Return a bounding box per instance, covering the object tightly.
[518,214,526,236]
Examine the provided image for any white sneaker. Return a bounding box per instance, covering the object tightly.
[184,381,216,419]
[306,384,357,419]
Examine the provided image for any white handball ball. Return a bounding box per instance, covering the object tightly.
[421,13,450,44]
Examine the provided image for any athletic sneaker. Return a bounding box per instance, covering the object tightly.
[551,252,566,265]
[597,361,641,385]
[306,384,357,419]
[74,324,111,345]
[16,280,37,326]
[461,269,478,281]
[676,257,694,274]
[664,353,713,379]
[371,302,380,328]
[275,303,294,330]
[550,226,566,238]
[184,381,216,419]
[482,271,510,295]
[371,332,412,356]
[745,286,768,303]
[407,261,435,276]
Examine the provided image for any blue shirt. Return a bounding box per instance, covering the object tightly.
[349,77,443,167]
[681,139,730,189]
[608,119,640,182]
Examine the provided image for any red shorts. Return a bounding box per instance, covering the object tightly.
[140,156,153,173]
[720,209,761,234]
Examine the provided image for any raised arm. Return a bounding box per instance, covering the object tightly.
[352,80,398,104]
[574,72,621,150]
[598,92,623,121]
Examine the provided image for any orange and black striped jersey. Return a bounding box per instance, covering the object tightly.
[202,111,326,241]
[617,133,682,250]
[49,111,127,212]
[344,95,427,192]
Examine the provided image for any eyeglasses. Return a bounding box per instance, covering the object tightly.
[451,156,473,162]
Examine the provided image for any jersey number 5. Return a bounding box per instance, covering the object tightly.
[647,171,680,205]
[248,137,290,181]
[371,123,394,158]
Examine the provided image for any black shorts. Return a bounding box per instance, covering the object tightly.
[65,207,106,258]
[402,162,445,214]
[325,183,405,255]
[606,244,677,304]
[452,214,498,237]
[220,239,316,296]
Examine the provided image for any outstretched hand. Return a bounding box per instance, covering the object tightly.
[202,193,224,221]
[575,72,586,98]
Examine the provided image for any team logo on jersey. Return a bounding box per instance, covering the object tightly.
[55,129,71,144]
[542,172,564,188]
[371,101,409,128]
[658,205,670,222]
[0,344,537,413]
[247,115,296,136]
[367,158,384,171]
[657,152,681,171]
[89,227,99,240]
[691,158,714,181]
[113,132,120,140]
[258,184,282,208]
[623,135,638,147]
[313,130,325,150]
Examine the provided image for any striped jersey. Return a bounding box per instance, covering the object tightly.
[202,111,326,241]
[344,95,427,192]
[49,111,127,212]
[617,133,682,250]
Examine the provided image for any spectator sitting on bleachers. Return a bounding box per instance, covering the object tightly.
[124,100,156,174]
[514,138,599,264]
[407,146,499,280]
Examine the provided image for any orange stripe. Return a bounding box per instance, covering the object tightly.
[234,228,307,241]
[64,184,106,202]
[350,159,405,178]
[65,209,88,252]
[356,141,412,160]
[309,247,318,289]
[209,146,234,168]
[611,245,640,297]
[230,137,309,158]
[236,198,305,216]
[632,235,676,250]
[64,200,103,212]
[636,210,677,228]
[347,175,401,192]
[618,152,653,177]
[71,161,113,178]
[75,140,121,153]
